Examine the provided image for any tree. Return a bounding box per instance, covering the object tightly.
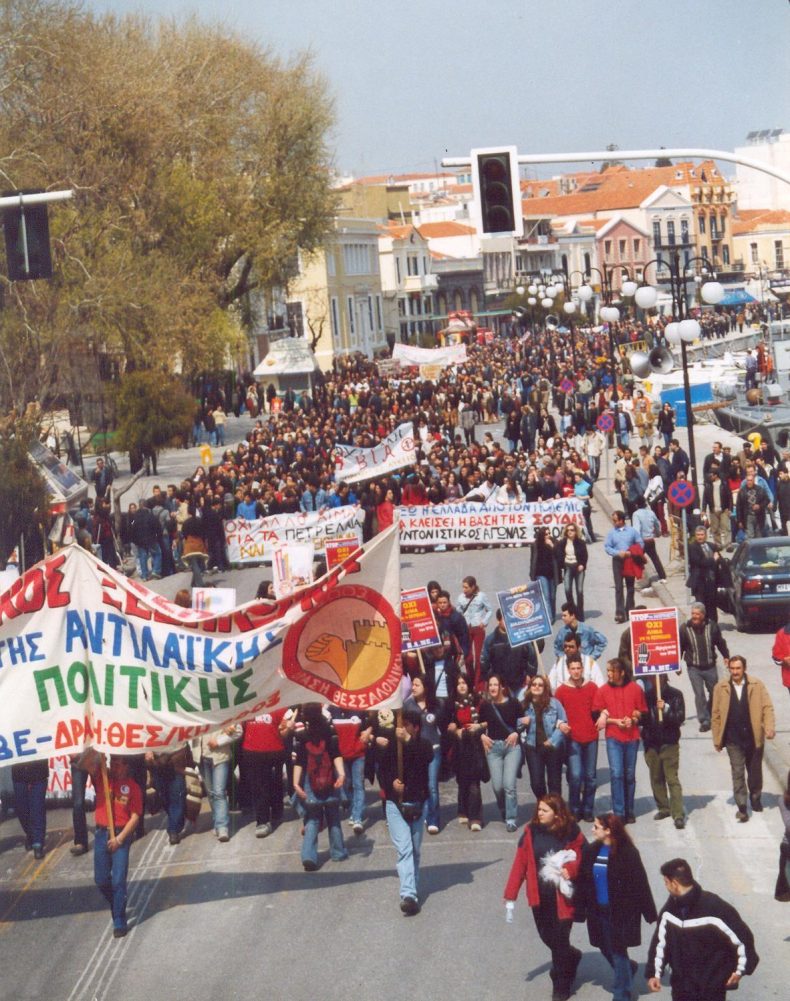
[0,415,49,569]
[114,370,193,473]
[0,0,339,412]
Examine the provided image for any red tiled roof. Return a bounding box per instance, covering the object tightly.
[731,208,790,234]
[418,221,477,238]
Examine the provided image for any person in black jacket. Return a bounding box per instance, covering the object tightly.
[686,526,721,622]
[480,610,538,695]
[555,524,589,621]
[576,813,657,1001]
[641,675,686,828]
[647,857,758,1001]
[375,708,434,915]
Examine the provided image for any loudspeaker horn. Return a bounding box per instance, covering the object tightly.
[648,346,674,375]
[628,351,651,379]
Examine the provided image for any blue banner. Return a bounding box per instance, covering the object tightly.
[497,582,553,648]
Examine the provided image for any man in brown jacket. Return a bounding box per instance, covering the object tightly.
[711,655,775,822]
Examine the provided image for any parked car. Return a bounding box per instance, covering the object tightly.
[720,537,790,631]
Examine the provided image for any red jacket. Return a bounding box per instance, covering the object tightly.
[592,681,647,743]
[504,824,585,920]
[771,626,790,688]
[622,544,646,580]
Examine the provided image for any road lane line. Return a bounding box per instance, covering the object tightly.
[0,833,68,934]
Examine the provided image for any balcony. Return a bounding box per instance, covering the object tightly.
[402,273,438,293]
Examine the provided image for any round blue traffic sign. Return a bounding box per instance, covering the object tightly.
[667,479,694,508]
[596,412,614,432]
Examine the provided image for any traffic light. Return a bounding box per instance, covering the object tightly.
[471,146,522,237]
[2,191,53,281]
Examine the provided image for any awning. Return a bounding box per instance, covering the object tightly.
[253,338,318,377]
[718,289,757,307]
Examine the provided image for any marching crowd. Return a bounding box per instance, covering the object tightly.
[8,315,790,1001]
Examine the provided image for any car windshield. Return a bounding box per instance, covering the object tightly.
[744,545,790,570]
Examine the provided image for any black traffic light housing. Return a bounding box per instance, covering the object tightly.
[472,146,522,237]
[2,190,54,281]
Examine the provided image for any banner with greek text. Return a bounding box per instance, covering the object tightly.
[392,343,468,367]
[334,422,417,484]
[397,499,585,548]
[0,529,402,764]
[223,506,365,564]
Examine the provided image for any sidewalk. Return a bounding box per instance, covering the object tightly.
[593,425,790,788]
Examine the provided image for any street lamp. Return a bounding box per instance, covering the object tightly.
[581,265,634,404]
[634,251,724,497]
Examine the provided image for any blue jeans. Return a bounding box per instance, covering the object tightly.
[486,740,520,822]
[385,799,425,900]
[71,764,89,847]
[538,575,557,621]
[137,544,162,581]
[343,755,366,825]
[426,746,442,829]
[605,738,639,818]
[567,739,598,817]
[199,758,230,831]
[302,778,347,866]
[597,906,633,1001]
[153,770,186,834]
[94,827,132,930]
[13,779,47,848]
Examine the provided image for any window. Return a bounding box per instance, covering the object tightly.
[680,219,689,244]
[750,242,759,265]
[326,250,336,277]
[698,214,706,234]
[652,221,661,247]
[722,245,730,265]
[407,255,419,276]
[776,241,785,270]
[633,238,641,256]
[423,256,428,275]
[584,252,591,274]
[376,294,383,330]
[395,257,401,284]
[368,295,374,328]
[604,239,612,258]
[667,221,676,246]
[330,297,340,340]
[618,239,627,257]
[343,243,372,275]
[347,296,355,337]
[719,215,726,235]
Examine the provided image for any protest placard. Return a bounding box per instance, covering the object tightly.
[400,586,440,652]
[629,607,681,676]
[497,582,553,648]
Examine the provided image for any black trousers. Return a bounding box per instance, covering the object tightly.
[457,776,482,824]
[245,751,286,825]
[525,744,563,800]
[532,899,576,989]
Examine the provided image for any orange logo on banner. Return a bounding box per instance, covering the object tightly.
[282,584,401,708]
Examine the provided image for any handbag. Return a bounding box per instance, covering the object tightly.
[399,801,424,823]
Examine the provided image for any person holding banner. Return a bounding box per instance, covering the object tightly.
[77,751,142,939]
[642,675,686,829]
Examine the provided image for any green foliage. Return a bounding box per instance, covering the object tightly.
[0,0,338,410]
[114,371,194,460]
[0,423,49,569]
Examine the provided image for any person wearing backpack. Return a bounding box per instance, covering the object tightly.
[292,703,348,872]
[375,708,434,915]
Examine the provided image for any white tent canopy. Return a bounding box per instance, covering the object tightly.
[253,338,318,377]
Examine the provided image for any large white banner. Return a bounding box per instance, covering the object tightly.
[334,422,417,484]
[224,506,365,564]
[397,499,585,548]
[0,530,402,764]
[392,342,468,367]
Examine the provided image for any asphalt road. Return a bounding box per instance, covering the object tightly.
[1,521,788,1001]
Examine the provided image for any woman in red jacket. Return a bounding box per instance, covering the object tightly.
[504,793,585,1001]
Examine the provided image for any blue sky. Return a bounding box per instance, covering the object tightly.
[89,0,790,178]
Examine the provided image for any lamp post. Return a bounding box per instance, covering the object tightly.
[634,252,724,497]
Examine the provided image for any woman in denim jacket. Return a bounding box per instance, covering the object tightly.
[518,676,567,801]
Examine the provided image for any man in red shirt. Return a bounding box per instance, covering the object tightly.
[555,655,600,822]
[78,751,142,938]
[592,658,647,824]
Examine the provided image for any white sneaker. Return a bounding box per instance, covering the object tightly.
[427,825,439,835]
[217,828,229,842]
[470,822,482,832]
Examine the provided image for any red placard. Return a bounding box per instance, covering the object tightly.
[629,607,680,676]
[400,586,441,651]
[324,536,361,571]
